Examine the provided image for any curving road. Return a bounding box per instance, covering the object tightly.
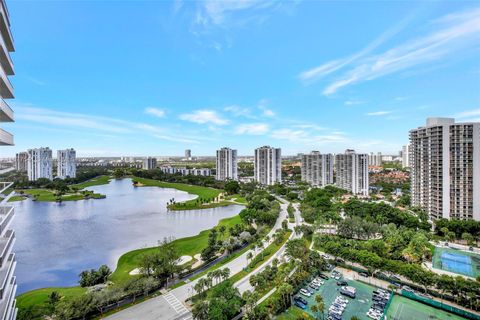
[105,196,299,320]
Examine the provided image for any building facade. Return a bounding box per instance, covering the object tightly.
[185,149,191,159]
[368,152,382,167]
[410,118,480,221]
[335,149,369,196]
[301,151,334,187]
[216,147,238,181]
[27,148,53,181]
[254,146,281,185]
[57,148,76,179]
[0,0,17,317]
[402,145,410,168]
[142,157,157,170]
[14,152,27,172]
[160,166,211,177]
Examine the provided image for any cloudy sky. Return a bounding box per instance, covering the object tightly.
[2,0,480,157]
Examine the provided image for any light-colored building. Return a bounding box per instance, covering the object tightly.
[410,117,480,221]
[142,157,157,170]
[401,145,410,168]
[160,166,210,177]
[57,148,76,179]
[14,152,27,172]
[185,149,191,159]
[191,168,211,176]
[301,151,334,187]
[216,147,238,181]
[254,146,281,185]
[27,147,53,181]
[368,152,382,166]
[0,0,17,317]
[335,149,369,196]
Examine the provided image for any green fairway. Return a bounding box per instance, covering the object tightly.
[386,295,466,320]
[73,175,112,189]
[132,177,230,210]
[16,188,104,202]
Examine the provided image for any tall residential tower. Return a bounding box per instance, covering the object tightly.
[216,147,238,181]
[27,148,53,181]
[410,118,480,221]
[57,149,76,179]
[301,151,334,187]
[0,0,17,317]
[335,149,369,196]
[254,146,281,185]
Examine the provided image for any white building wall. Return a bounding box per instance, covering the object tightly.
[301,151,334,187]
[27,148,53,181]
[254,146,281,185]
[57,149,76,179]
[335,150,369,196]
[216,148,238,181]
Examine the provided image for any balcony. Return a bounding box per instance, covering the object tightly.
[0,183,11,196]
[0,253,15,300]
[0,230,13,266]
[0,206,13,236]
[0,275,15,320]
[0,99,12,122]
[0,128,12,146]
[0,1,13,52]
[0,64,12,99]
[0,31,12,75]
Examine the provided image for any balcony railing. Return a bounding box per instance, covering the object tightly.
[0,230,14,266]
[0,30,12,75]
[0,99,12,122]
[0,63,12,99]
[0,1,13,52]
[0,253,15,300]
[0,128,12,146]
[0,206,13,236]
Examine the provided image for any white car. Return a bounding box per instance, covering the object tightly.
[300,288,312,297]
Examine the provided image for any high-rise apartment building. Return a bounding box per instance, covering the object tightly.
[14,152,27,172]
[216,147,238,181]
[410,118,480,221]
[27,148,53,181]
[301,151,334,187]
[0,0,17,318]
[185,149,191,159]
[254,146,281,185]
[402,145,410,168]
[142,157,157,170]
[335,149,369,196]
[57,149,76,179]
[368,152,382,166]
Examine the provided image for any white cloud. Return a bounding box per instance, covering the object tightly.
[365,110,394,116]
[344,99,364,106]
[454,108,480,122]
[321,7,480,95]
[299,12,415,83]
[235,123,269,135]
[179,110,229,125]
[224,105,252,118]
[144,107,166,118]
[262,108,275,117]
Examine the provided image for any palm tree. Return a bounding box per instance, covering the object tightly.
[192,300,209,320]
[246,251,253,265]
[315,295,325,320]
[220,268,230,281]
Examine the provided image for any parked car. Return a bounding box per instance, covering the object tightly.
[300,288,312,297]
[319,273,329,280]
[294,300,307,309]
[402,285,415,293]
[294,296,308,305]
[336,280,348,286]
[359,272,370,277]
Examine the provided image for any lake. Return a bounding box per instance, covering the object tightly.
[11,178,243,294]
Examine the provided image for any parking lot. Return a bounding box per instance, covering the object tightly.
[292,270,379,320]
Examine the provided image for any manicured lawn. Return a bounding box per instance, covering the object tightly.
[73,175,112,189]
[110,214,243,284]
[8,195,26,202]
[17,286,87,316]
[17,188,104,202]
[277,306,314,320]
[132,177,230,210]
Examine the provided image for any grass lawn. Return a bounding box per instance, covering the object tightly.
[16,188,104,202]
[17,286,87,316]
[73,175,112,189]
[277,306,314,320]
[8,195,26,202]
[132,177,228,210]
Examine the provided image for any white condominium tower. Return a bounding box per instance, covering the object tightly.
[301,151,334,187]
[27,147,53,181]
[14,152,27,172]
[216,147,238,181]
[402,145,410,168]
[57,148,76,179]
[0,0,17,318]
[142,157,157,170]
[185,149,191,159]
[410,118,480,221]
[335,149,369,196]
[368,152,382,166]
[254,146,281,185]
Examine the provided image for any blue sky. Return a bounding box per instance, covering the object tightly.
[2,0,480,157]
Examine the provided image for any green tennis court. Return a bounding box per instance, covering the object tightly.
[432,247,480,277]
[385,295,466,320]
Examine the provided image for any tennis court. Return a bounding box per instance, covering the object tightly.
[432,247,480,277]
[385,295,466,320]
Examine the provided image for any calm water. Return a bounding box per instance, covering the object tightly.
[12,178,242,294]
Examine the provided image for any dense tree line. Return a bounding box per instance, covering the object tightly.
[239,190,281,227]
[129,168,225,189]
[299,186,346,223]
[343,199,430,230]
[78,265,111,287]
[435,219,480,239]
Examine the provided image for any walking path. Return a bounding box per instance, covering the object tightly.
[105,197,293,320]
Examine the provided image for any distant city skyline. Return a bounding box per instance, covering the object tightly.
[2,1,479,157]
